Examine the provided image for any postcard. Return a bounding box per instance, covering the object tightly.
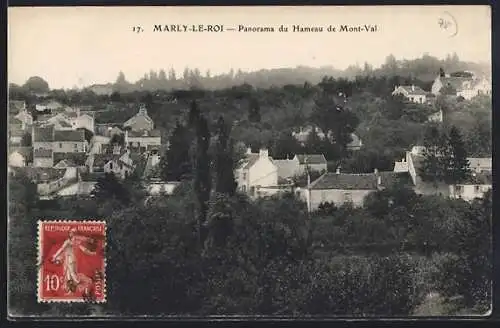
[7,5,492,319]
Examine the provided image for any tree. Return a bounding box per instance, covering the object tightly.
[248,97,261,123]
[419,125,447,187]
[188,100,201,128]
[194,114,212,246]
[444,126,471,184]
[91,173,130,205]
[23,76,49,93]
[160,120,192,181]
[214,116,237,195]
[310,92,359,153]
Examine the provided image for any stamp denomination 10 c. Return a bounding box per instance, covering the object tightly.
[37,220,106,303]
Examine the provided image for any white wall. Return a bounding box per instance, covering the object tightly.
[309,189,374,211]
[8,152,26,167]
[248,156,278,188]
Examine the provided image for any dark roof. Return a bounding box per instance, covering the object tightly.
[53,152,87,166]
[296,154,327,165]
[33,126,54,142]
[378,171,413,188]
[309,172,378,190]
[53,130,85,142]
[463,172,492,185]
[440,76,472,91]
[34,148,53,158]
[9,146,32,158]
[13,167,65,182]
[92,154,121,167]
[241,154,259,169]
[80,171,106,182]
[399,85,427,96]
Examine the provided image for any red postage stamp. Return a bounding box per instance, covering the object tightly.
[37,220,106,303]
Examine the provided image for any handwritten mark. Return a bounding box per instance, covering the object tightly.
[438,11,458,38]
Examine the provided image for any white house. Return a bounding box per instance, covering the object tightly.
[449,172,492,201]
[456,77,492,100]
[467,157,492,173]
[392,85,428,104]
[236,148,279,196]
[427,109,444,123]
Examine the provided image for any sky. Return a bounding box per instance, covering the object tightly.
[8,5,491,89]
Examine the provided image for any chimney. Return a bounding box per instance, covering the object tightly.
[374,168,379,175]
[259,148,269,158]
[124,130,129,144]
[377,175,382,187]
[246,147,252,155]
[336,167,341,174]
[76,107,80,117]
[394,85,398,91]
[411,85,415,92]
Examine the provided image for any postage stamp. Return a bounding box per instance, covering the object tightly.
[37,220,106,303]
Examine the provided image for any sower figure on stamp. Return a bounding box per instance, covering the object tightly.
[52,228,94,295]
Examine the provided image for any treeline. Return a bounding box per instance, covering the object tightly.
[8,169,492,316]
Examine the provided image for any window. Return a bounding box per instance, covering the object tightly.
[109,162,113,170]
[474,185,481,193]
[344,192,353,203]
[74,143,77,149]
[59,143,62,148]
[242,172,247,180]
[120,163,123,170]
[455,185,464,195]
[242,185,246,192]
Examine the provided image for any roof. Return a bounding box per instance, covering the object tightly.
[9,146,32,158]
[347,133,363,148]
[398,85,427,96]
[241,154,259,170]
[439,76,473,91]
[53,152,87,166]
[80,171,106,182]
[309,172,378,190]
[459,172,492,185]
[295,154,327,165]
[33,126,54,142]
[12,167,66,181]
[53,130,85,142]
[57,120,73,128]
[393,161,409,172]
[378,171,413,188]
[92,154,121,167]
[34,148,53,158]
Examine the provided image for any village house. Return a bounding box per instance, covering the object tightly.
[236,148,279,195]
[427,109,444,123]
[272,153,327,180]
[123,104,154,132]
[86,146,135,179]
[292,125,363,151]
[8,147,32,167]
[35,100,65,113]
[449,172,492,201]
[125,129,162,153]
[468,157,492,173]
[53,130,88,153]
[392,146,492,200]
[53,152,87,168]
[392,85,428,104]
[431,72,491,100]
[33,149,54,168]
[32,126,55,151]
[302,168,412,211]
[9,129,25,146]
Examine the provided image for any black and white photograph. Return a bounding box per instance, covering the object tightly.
[7,5,492,318]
